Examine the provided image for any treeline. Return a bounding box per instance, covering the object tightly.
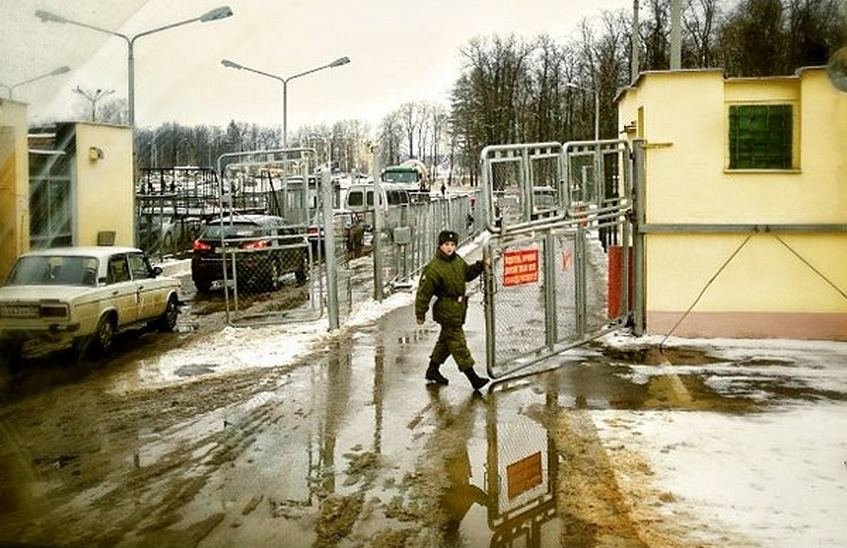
[81,0,843,181]
[440,0,846,184]
[129,119,373,172]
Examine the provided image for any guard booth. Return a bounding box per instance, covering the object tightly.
[27,122,134,251]
[479,140,635,380]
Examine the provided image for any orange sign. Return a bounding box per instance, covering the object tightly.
[506,451,543,499]
[502,248,539,286]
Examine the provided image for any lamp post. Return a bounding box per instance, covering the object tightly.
[565,82,599,141]
[0,66,70,99]
[35,6,234,128]
[220,56,350,147]
[72,86,115,122]
[176,137,192,166]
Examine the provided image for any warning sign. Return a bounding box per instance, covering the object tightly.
[506,451,543,499]
[503,248,539,287]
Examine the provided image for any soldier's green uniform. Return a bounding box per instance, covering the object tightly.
[415,230,489,389]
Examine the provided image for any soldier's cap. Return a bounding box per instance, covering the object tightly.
[438,230,459,246]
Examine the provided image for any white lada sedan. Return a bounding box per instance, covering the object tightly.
[0,246,181,359]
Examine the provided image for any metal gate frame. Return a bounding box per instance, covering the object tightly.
[214,148,336,327]
[480,140,635,380]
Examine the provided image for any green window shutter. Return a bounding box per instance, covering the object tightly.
[728,104,793,169]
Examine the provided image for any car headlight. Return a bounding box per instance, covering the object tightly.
[40,304,70,319]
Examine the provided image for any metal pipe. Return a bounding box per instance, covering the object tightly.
[322,171,339,330]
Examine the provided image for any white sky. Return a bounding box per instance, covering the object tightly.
[2,0,633,131]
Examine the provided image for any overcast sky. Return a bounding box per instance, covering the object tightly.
[2,0,633,131]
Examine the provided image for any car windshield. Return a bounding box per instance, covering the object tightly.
[6,255,99,287]
[201,222,263,240]
[382,170,419,184]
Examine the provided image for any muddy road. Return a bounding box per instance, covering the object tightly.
[0,269,842,546]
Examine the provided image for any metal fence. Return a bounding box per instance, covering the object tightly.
[371,191,482,295]
[212,148,327,326]
[480,141,634,379]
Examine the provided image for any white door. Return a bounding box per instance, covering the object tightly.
[106,254,139,325]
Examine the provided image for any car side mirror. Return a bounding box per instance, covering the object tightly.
[152,266,163,277]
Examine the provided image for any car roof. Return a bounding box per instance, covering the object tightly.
[20,246,143,259]
[211,214,284,225]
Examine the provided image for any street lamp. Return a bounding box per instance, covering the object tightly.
[565,82,599,141]
[72,86,115,122]
[35,6,234,127]
[0,66,70,99]
[220,56,351,147]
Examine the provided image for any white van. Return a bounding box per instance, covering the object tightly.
[344,184,410,211]
[343,184,410,232]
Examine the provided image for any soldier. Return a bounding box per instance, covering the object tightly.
[415,230,489,390]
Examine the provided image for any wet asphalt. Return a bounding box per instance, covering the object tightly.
[0,265,845,546]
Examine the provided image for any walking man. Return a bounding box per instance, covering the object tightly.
[415,230,490,390]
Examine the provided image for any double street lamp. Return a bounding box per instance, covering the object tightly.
[565,82,599,141]
[0,66,70,99]
[72,86,115,122]
[220,56,351,147]
[35,6,234,127]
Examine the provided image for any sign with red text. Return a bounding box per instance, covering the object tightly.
[502,248,539,287]
[506,451,543,499]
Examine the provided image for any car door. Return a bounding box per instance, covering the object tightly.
[128,252,162,321]
[106,253,139,326]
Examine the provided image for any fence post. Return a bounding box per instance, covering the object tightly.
[544,230,557,349]
[632,139,646,336]
[322,171,339,330]
[372,146,384,301]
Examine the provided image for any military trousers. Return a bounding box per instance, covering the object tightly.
[430,324,475,370]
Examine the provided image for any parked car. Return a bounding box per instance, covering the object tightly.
[0,246,181,360]
[191,214,308,293]
[139,214,202,255]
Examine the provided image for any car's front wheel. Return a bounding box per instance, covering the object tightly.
[156,295,179,332]
[92,314,116,355]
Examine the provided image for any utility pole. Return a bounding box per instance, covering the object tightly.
[631,0,640,82]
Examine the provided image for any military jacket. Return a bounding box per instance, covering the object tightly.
[415,249,484,327]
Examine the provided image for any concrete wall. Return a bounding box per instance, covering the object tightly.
[618,68,847,340]
[0,100,29,280]
[73,123,134,247]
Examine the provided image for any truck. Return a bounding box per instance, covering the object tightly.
[380,159,430,202]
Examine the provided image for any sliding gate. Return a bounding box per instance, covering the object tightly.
[480,141,635,379]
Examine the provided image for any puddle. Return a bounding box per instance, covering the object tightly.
[174,363,219,377]
[601,345,724,366]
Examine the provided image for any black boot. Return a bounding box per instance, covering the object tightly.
[425,362,449,385]
[463,367,489,391]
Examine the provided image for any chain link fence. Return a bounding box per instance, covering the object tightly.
[371,192,482,294]
[206,149,325,326]
[480,141,634,379]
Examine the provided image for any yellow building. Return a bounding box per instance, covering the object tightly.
[0,99,135,279]
[29,122,135,250]
[616,66,847,340]
[0,99,31,280]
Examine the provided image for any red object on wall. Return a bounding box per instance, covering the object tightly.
[607,245,634,319]
[503,248,539,287]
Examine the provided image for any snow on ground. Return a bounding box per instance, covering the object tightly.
[144,242,847,547]
[596,331,847,547]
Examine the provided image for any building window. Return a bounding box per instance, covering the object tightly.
[29,152,73,249]
[728,104,793,169]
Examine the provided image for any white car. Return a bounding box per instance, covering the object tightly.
[0,246,181,359]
